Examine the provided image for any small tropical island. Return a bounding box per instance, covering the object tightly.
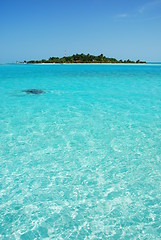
[25,53,146,64]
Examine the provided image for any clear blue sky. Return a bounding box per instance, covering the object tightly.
[0,0,161,63]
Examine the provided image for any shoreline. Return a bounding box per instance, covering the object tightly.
[25,62,147,66]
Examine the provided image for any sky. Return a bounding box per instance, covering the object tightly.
[0,0,161,63]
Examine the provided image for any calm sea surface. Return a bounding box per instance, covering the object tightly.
[0,64,161,239]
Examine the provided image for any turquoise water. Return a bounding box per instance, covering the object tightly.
[0,64,161,239]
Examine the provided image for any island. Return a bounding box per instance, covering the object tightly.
[25,54,146,64]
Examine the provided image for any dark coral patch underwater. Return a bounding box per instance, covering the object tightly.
[22,89,44,94]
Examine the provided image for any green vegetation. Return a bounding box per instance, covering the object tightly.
[27,54,146,64]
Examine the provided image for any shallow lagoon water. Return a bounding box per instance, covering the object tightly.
[0,64,161,239]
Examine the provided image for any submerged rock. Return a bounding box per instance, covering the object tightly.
[23,89,44,94]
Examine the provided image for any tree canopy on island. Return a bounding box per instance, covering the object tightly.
[26,53,146,64]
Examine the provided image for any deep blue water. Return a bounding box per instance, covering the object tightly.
[0,64,161,239]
